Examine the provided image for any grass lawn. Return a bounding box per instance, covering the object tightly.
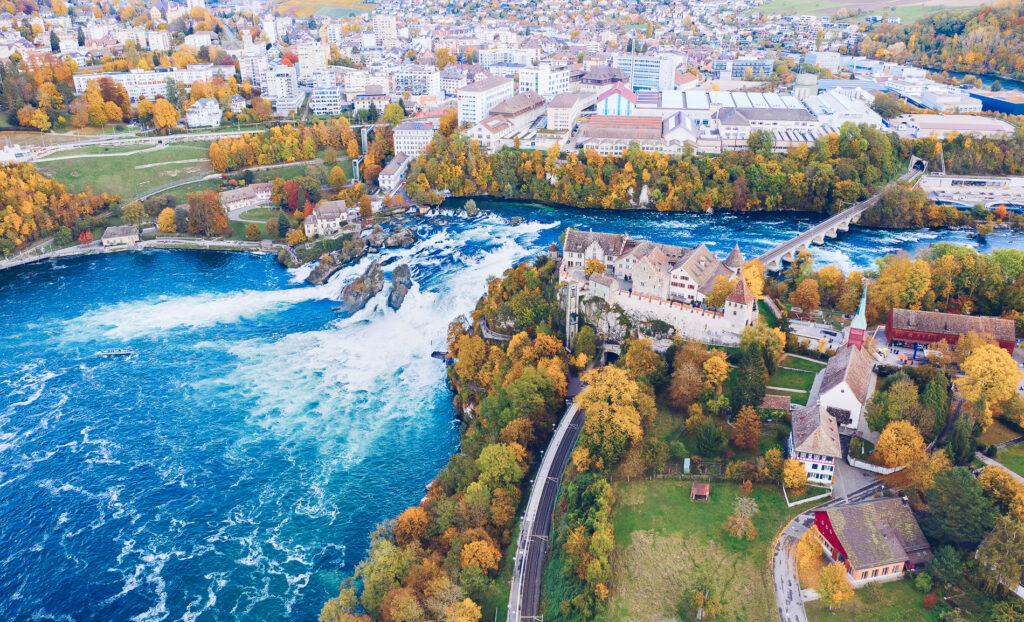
[37,143,214,199]
[236,207,284,222]
[780,355,826,373]
[608,480,805,622]
[768,367,816,392]
[161,179,221,205]
[996,443,1024,478]
[805,579,941,621]
[758,301,779,328]
[769,388,809,407]
[979,421,1022,446]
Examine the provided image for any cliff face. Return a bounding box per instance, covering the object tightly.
[306,257,342,285]
[339,261,385,313]
[385,228,418,248]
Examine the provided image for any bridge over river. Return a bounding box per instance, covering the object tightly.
[757,156,927,271]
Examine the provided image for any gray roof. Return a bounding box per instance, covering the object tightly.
[791,403,841,457]
[821,498,931,569]
[101,225,138,239]
[563,230,630,256]
[820,344,873,405]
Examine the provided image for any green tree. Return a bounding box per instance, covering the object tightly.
[976,516,1024,594]
[574,325,596,361]
[927,545,963,586]
[382,102,406,125]
[277,212,292,235]
[695,420,725,457]
[922,467,996,547]
[730,349,767,411]
[354,534,417,615]
[475,443,524,490]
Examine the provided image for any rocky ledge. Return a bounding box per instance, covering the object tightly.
[389,264,413,310]
[339,261,385,313]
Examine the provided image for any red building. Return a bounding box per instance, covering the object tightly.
[886,308,1016,354]
[814,498,931,584]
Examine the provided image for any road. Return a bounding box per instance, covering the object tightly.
[508,403,585,622]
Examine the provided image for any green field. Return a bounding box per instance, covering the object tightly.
[608,480,804,621]
[37,144,155,158]
[768,367,816,392]
[806,580,937,621]
[768,388,809,407]
[780,355,826,373]
[752,0,981,22]
[996,443,1024,478]
[236,207,284,222]
[37,142,214,200]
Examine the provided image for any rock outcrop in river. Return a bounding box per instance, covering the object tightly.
[306,254,342,285]
[385,227,418,248]
[388,264,413,310]
[339,261,384,313]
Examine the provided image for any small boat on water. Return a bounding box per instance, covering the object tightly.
[97,348,134,358]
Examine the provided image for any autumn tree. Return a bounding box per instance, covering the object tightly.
[393,506,429,547]
[705,276,735,308]
[732,405,761,451]
[796,526,825,588]
[875,420,925,469]
[791,278,821,314]
[329,165,348,191]
[577,366,656,470]
[956,344,1022,428]
[702,350,730,391]
[817,563,853,610]
[152,97,179,131]
[783,459,807,492]
[186,190,228,236]
[724,496,759,540]
[157,207,177,233]
[670,341,710,410]
[123,200,146,225]
[621,337,665,386]
[244,223,260,240]
[460,539,501,574]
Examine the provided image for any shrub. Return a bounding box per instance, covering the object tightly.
[986,445,998,458]
[914,572,933,593]
[923,593,938,610]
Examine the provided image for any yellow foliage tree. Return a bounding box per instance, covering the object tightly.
[157,207,177,233]
[702,351,730,391]
[783,458,807,492]
[460,539,501,574]
[796,526,826,588]
[449,598,482,622]
[732,405,761,452]
[875,420,926,468]
[955,344,1022,427]
[577,365,656,468]
[817,563,854,610]
[583,258,605,277]
[285,228,307,245]
[152,98,179,130]
[741,259,765,299]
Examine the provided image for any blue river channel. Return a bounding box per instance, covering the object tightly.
[0,203,1022,621]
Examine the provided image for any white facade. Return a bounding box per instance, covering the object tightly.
[612,54,677,92]
[378,153,410,193]
[296,41,328,84]
[261,65,302,115]
[393,120,437,157]
[310,86,344,115]
[304,201,348,238]
[146,30,169,52]
[239,50,269,87]
[517,64,569,97]
[372,13,398,47]
[803,90,883,129]
[72,64,233,101]
[185,97,222,127]
[457,76,514,125]
[393,66,441,97]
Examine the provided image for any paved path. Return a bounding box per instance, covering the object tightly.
[508,402,585,622]
[976,452,1024,485]
[480,317,511,341]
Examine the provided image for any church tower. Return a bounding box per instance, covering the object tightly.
[847,288,868,349]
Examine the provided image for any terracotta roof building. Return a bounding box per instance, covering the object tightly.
[886,308,1016,354]
[814,498,932,584]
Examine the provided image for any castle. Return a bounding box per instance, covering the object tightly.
[558,230,757,345]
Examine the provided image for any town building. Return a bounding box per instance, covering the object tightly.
[72,64,234,101]
[101,225,140,247]
[261,65,302,116]
[892,114,1017,140]
[393,119,438,157]
[378,152,410,193]
[886,308,1017,354]
[229,94,247,114]
[310,83,344,115]
[457,76,515,125]
[517,64,570,97]
[303,200,349,238]
[219,183,272,212]
[788,403,841,485]
[968,90,1024,116]
[147,30,169,52]
[296,40,328,84]
[547,91,594,131]
[612,54,677,92]
[238,50,270,87]
[802,90,883,128]
[711,57,774,79]
[393,66,442,97]
[467,91,546,151]
[372,13,398,48]
[814,498,932,584]
[185,98,222,128]
[918,174,1024,208]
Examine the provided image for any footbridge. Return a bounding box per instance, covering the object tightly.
[757,156,927,271]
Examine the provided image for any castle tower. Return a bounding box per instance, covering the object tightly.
[723,243,744,276]
[724,277,755,334]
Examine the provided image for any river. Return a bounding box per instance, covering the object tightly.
[1,203,1022,621]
